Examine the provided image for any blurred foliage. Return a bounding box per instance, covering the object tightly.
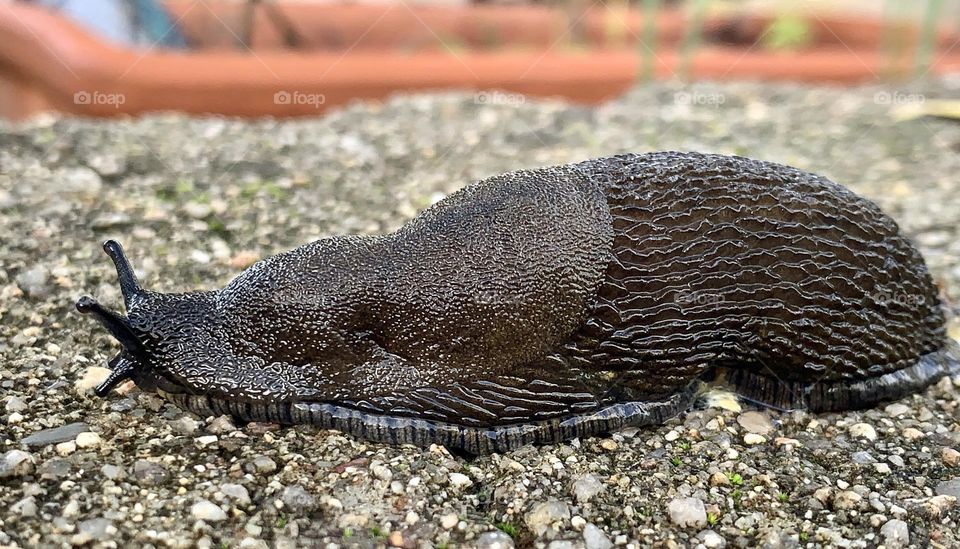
[761,14,813,51]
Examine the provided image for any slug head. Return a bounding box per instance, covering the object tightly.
[77,240,213,397]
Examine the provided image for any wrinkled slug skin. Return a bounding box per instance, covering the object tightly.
[81,151,959,454]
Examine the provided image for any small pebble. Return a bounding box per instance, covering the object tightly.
[834,491,863,510]
[449,472,473,489]
[880,519,909,548]
[133,460,170,486]
[170,416,200,435]
[191,500,227,522]
[525,500,570,536]
[5,396,27,413]
[737,411,774,435]
[884,403,910,417]
[699,529,726,548]
[74,367,111,394]
[901,427,924,440]
[250,456,278,474]
[440,513,459,529]
[583,523,613,549]
[21,423,90,447]
[220,483,251,506]
[476,530,515,549]
[935,479,960,498]
[207,415,238,434]
[572,473,605,503]
[75,432,101,449]
[12,496,37,518]
[743,433,766,445]
[281,485,317,512]
[668,497,707,528]
[849,423,877,441]
[55,441,76,456]
[101,464,124,480]
[0,450,35,479]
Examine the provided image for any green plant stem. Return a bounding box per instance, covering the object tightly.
[915,0,944,78]
[640,0,662,83]
[679,0,708,81]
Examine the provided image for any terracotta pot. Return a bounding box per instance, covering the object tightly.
[0,2,957,120]
[164,2,690,51]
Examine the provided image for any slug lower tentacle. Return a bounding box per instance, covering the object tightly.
[77,151,959,454]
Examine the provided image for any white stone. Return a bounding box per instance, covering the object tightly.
[191,500,227,522]
[849,423,877,441]
[668,497,707,528]
[700,529,726,548]
[881,519,909,548]
[371,463,393,482]
[0,450,36,478]
[834,491,863,510]
[525,500,570,536]
[75,432,101,449]
[572,474,605,503]
[440,513,459,529]
[743,433,766,445]
[884,403,910,417]
[5,396,27,413]
[902,428,924,441]
[449,472,473,490]
[220,483,251,507]
[737,411,774,435]
[582,523,613,549]
[74,367,112,394]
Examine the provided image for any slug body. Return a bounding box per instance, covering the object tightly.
[79,152,959,453]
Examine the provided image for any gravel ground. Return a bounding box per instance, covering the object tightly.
[2,80,960,548]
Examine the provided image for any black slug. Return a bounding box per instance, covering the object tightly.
[78,151,959,454]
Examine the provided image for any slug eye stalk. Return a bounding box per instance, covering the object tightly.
[76,240,150,396]
[75,295,144,355]
[102,239,143,308]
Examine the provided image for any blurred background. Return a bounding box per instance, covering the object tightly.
[2,4,960,547]
[2,0,960,120]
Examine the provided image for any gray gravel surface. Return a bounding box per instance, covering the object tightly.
[1,80,960,548]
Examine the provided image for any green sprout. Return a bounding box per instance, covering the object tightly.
[495,522,518,537]
[762,15,813,51]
